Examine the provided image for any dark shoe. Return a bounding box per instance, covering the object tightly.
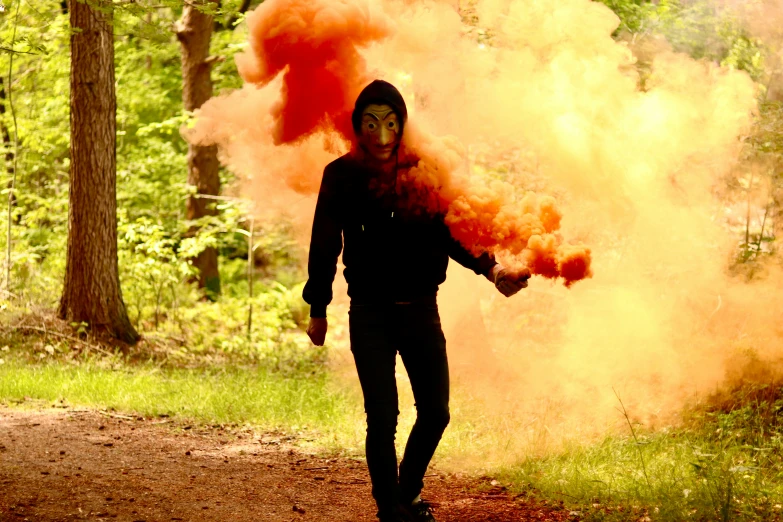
[400,500,436,522]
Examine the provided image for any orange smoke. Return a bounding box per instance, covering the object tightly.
[187,0,778,459]
[224,0,591,286]
[236,0,391,144]
[396,131,591,286]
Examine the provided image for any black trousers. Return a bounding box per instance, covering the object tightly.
[349,299,450,517]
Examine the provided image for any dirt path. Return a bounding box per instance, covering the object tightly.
[0,407,572,522]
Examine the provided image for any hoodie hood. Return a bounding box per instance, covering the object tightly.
[351,80,408,138]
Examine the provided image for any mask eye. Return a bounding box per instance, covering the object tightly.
[387,121,396,129]
[366,122,377,131]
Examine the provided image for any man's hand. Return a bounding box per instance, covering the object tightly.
[307,317,328,346]
[488,265,530,297]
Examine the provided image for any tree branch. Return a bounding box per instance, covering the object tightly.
[0,47,40,56]
[202,55,223,67]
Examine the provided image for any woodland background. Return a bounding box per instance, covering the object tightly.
[0,0,781,355]
[0,2,782,520]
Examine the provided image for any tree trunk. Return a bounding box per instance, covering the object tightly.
[0,78,16,213]
[176,1,221,299]
[59,0,138,344]
[0,79,13,174]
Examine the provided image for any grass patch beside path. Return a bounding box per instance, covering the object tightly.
[0,358,366,453]
[499,383,783,522]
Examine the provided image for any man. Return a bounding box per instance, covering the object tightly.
[303,80,528,522]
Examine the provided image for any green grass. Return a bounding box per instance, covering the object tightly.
[0,357,367,453]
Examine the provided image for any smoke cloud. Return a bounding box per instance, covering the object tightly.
[187,0,592,285]
[186,0,783,462]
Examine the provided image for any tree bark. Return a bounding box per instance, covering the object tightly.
[0,79,13,174]
[176,1,221,299]
[0,77,20,235]
[59,0,138,344]
[0,78,16,213]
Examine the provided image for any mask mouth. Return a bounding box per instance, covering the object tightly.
[367,143,397,160]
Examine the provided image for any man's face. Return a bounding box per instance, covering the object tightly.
[360,104,400,162]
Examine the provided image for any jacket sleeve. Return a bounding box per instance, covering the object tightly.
[445,226,497,277]
[302,166,343,318]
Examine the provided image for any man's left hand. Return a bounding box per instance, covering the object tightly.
[489,265,530,297]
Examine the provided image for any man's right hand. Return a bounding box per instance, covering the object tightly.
[489,264,530,297]
[307,317,328,346]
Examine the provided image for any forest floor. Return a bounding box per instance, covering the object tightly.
[0,407,574,522]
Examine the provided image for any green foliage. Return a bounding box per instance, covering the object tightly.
[597,0,768,82]
[118,216,193,329]
[161,284,319,371]
[598,0,662,36]
[0,1,306,356]
[731,101,783,268]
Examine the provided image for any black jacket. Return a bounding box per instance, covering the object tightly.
[302,154,496,317]
[302,81,495,318]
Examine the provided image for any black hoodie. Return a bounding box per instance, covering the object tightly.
[302,80,495,318]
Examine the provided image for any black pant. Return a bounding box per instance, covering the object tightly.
[349,299,450,518]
